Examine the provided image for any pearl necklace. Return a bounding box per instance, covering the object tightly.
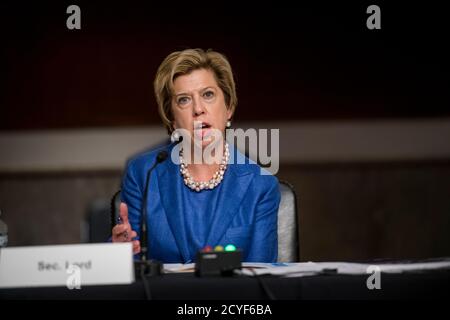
[179,143,230,192]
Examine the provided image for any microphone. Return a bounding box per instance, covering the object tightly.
[138,150,168,276]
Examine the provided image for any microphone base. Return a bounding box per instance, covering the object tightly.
[135,260,163,277]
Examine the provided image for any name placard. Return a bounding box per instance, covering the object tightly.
[0,243,134,289]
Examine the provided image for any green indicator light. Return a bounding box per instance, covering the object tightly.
[224,244,236,252]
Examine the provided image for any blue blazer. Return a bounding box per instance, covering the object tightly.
[121,142,280,263]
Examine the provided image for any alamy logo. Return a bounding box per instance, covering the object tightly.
[366,265,381,290]
[66,264,81,290]
[366,5,381,30]
[66,5,81,30]
[170,122,279,175]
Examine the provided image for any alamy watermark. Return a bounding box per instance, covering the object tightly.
[66,5,81,30]
[366,5,381,30]
[66,264,81,290]
[366,265,381,290]
[170,122,279,175]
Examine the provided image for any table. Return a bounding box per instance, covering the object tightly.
[1,269,449,300]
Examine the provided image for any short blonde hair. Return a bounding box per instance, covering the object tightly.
[154,48,237,134]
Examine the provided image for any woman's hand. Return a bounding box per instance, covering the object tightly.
[112,202,141,254]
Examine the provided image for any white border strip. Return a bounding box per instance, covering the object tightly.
[1,119,450,172]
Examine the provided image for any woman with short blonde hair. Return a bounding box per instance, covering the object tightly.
[154,48,237,134]
[112,48,280,263]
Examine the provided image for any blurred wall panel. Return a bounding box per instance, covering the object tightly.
[0,172,121,246]
[278,163,450,261]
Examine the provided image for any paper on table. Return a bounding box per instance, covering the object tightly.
[162,262,295,273]
[163,263,195,273]
[162,259,450,276]
[239,259,450,277]
[239,262,344,277]
[163,262,300,273]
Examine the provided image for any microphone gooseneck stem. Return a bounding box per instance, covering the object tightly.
[140,163,155,262]
[140,150,168,265]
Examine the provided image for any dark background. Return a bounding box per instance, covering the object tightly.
[1,1,449,130]
[1,1,449,262]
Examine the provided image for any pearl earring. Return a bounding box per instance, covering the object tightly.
[226,120,231,128]
[171,130,180,143]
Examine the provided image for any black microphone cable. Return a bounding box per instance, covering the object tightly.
[249,267,276,300]
[140,265,152,300]
[234,268,277,300]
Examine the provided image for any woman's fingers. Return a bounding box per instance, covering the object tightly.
[114,226,140,254]
[112,224,126,235]
[112,204,139,245]
[112,223,132,242]
[112,223,129,236]
[114,226,140,252]
[132,240,141,254]
[119,202,129,224]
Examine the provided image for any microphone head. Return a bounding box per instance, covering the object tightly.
[157,150,168,163]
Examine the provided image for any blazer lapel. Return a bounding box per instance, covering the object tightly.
[157,145,191,263]
[205,146,254,246]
